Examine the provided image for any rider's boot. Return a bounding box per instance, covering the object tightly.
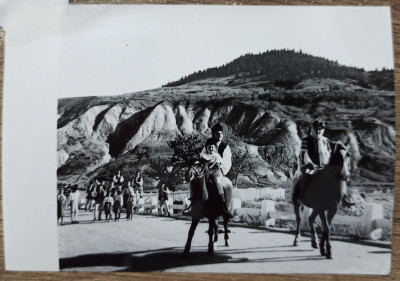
[219,194,233,219]
[182,205,192,216]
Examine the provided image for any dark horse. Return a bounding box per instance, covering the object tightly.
[292,141,351,259]
[183,161,233,255]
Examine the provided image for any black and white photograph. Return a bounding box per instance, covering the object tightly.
[1,2,396,274]
[55,5,395,274]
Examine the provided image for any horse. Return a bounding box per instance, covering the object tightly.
[183,160,233,255]
[292,141,351,259]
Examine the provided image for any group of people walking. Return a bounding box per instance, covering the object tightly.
[88,170,144,222]
[57,170,144,225]
[57,185,81,225]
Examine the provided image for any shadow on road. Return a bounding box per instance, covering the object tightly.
[368,250,391,254]
[60,244,327,272]
[60,247,248,272]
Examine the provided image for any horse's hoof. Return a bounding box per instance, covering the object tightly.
[293,241,297,247]
[320,251,326,256]
[225,242,229,247]
[207,245,214,255]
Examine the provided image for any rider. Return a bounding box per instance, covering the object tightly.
[298,119,354,208]
[201,123,234,218]
[207,123,233,179]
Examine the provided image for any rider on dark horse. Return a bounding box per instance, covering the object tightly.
[294,119,355,208]
[200,123,234,219]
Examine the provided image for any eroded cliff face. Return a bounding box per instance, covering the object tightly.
[57,77,395,187]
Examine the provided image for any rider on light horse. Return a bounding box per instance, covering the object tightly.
[297,119,354,208]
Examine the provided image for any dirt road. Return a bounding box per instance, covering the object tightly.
[58,211,391,274]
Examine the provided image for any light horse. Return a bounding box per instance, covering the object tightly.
[292,141,351,259]
[183,161,233,255]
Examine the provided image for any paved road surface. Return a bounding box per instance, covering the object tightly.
[58,211,391,274]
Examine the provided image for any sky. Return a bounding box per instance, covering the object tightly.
[1,1,395,98]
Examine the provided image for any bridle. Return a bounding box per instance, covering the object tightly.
[187,162,207,182]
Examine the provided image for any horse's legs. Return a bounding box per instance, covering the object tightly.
[208,220,215,255]
[293,200,301,246]
[183,218,200,254]
[319,211,331,258]
[223,217,229,246]
[213,220,218,242]
[308,209,319,249]
[325,208,336,259]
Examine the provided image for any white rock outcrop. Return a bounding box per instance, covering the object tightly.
[122,102,180,154]
[92,104,123,141]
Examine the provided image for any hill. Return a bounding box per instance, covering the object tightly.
[57,50,395,191]
[163,50,394,91]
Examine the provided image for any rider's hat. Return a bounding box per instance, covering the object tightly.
[211,123,223,134]
[312,120,325,130]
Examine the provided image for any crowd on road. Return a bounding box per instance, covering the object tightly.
[57,170,146,225]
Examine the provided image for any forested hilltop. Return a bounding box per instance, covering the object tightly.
[164,50,393,91]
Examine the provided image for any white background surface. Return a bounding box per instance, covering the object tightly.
[0,0,394,271]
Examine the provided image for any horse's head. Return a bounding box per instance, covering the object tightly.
[186,161,206,182]
[331,141,351,181]
[186,161,209,202]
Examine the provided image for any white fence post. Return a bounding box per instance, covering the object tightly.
[231,198,241,216]
[261,200,275,226]
[361,203,383,238]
